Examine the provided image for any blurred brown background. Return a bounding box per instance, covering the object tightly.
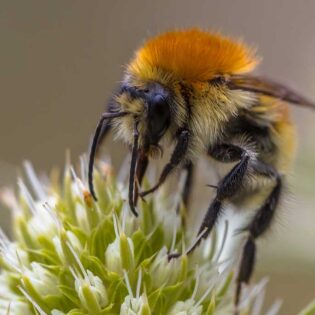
[1,1,315,314]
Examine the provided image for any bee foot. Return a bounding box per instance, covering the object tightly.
[139,188,155,198]
[138,192,147,202]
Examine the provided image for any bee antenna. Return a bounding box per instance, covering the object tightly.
[128,120,139,217]
[88,111,128,201]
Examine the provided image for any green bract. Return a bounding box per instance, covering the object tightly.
[0,159,301,314]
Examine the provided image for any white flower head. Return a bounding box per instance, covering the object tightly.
[0,159,288,314]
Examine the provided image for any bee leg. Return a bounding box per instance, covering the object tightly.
[186,143,251,255]
[133,151,149,205]
[97,118,112,148]
[128,121,140,217]
[140,129,190,197]
[181,161,194,209]
[235,165,281,312]
[88,118,111,199]
[168,143,250,260]
[88,111,128,201]
[90,99,120,153]
[176,161,194,227]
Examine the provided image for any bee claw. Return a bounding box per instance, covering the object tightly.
[138,191,145,198]
[139,188,155,198]
[128,203,139,217]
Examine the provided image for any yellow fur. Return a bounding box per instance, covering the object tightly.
[272,103,296,172]
[254,96,296,172]
[129,28,258,82]
[185,83,255,158]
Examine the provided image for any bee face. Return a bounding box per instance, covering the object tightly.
[144,83,171,145]
[114,78,180,152]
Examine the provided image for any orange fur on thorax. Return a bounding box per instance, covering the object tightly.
[128,28,258,82]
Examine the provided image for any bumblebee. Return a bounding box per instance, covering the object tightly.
[88,29,314,310]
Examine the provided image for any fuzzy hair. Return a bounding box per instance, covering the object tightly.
[128,28,258,82]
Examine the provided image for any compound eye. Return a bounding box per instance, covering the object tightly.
[148,94,170,143]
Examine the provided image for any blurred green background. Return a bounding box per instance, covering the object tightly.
[0,1,315,314]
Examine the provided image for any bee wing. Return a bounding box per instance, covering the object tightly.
[228,75,315,109]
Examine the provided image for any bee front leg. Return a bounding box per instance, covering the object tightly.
[140,129,190,197]
[174,161,194,228]
[181,161,194,210]
[88,110,128,201]
[133,151,149,205]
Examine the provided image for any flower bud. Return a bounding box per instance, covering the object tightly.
[120,294,151,315]
[74,270,109,313]
[105,233,135,275]
[23,262,59,296]
[0,300,30,315]
[167,299,202,315]
[149,247,181,289]
[51,310,66,315]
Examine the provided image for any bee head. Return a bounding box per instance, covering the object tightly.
[115,80,173,152]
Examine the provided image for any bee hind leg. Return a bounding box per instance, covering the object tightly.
[167,143,282,315]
